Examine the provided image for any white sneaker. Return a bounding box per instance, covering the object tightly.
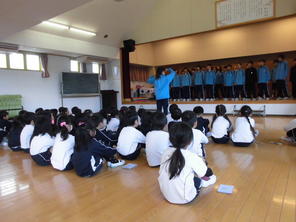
[107,159,125,168]
[0,141,8,147]
[283,97,289,100]
[201,175,217,188]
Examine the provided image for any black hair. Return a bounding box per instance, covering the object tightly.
[248,61,254,65]
[35,108,43,114]
[31,112,55,140]
[128,106,136,112]
[211,105,232,128]
[71,107,81,116]
[51,109,58,117]
[84,109,93,117]
[278,54,285,59]
[181,111,197,128]
[137,111,153,135]
[91,113,105,127]
[0,110,8,119]
[124,110,139,127]
[58,107,69,116]
[167,122,193,180]
[137,108,146,119]
[152,112,167,130]
[10,115,24,130]
[240,105,256,137]
[74,120,96,152]
[57,115,72,141]
[169,104,178,113]
[193,106,204,115]
[171,108,182,121]
[273,59,278,63]
[156,67,164,79]
[23,112,35,125]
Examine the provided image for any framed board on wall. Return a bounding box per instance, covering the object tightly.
[216,0,275,28]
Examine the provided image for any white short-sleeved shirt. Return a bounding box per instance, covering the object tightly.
[117,126,146,156]
[231,117,255,143]
[20,124,34,149]
[211,116,231,138]
[30,133,55,155]
[284,119,296,132]
[146,130,170,167]
[51,133,75,171]
[106,118,120,132]
[187,128,208,157]
[158,148,207,204]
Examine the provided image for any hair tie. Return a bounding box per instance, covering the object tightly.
[78,121,85,126]
[60,122,67,127]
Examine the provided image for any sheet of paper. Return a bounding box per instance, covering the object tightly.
[217,184,234,194]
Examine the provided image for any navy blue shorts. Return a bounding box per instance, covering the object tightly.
[31,149,52,166]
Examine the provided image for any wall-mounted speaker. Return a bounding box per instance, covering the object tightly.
[123,39,135,52]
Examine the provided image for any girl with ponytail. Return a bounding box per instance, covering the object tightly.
[231,105,259,147]
[51,116,75,171]
[211,104,233,144]
[158,122,215,204]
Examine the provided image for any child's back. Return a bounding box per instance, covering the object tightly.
[211,116,231,139]
[51,133,75,171]
[20,124,34,151]
[231,117,255,143]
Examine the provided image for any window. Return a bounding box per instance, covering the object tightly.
[0,54,7,68]
[70,60,79,72]
[92,62,99,73]
[9,53,24,69]
[26,54,40,71]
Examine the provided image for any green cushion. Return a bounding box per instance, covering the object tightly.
[0,95,22,117]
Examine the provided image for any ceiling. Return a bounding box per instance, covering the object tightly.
[0,0,92,41]
[30,0,158,47]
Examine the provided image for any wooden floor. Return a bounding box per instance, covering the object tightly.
[1,116,296,222]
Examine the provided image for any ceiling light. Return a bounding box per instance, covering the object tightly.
[41,21,69,29]
[69,27,96,36]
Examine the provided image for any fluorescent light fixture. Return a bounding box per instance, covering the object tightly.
[41,21,69,29]
[69,27,96,36]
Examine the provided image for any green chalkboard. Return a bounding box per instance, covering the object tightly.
[62,72,100,96]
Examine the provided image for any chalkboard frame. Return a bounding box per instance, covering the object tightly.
[61,72,101,97]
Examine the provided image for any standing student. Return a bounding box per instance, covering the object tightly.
[275,55,289,99]
[234,63,246,100]
[117,110,146,160]
[211,105,232,144]
[30,113,56,166]
[0,110,11,146]
[193,66,204,101]
[193,106,210,135]
[271,60,278,98]
[71,121,103,177]
[20,112,35,153]
[231,105,258,147]
[180,68,192,101]
[147,67,176,115]
[204,65,216,100]
[290,58,296,99]
[106,108,120,132]
[181,111,209,159]
[146,112,169,167]
[51,116,74,171]
[215,66,224,99]
[257,60,271,100]
[8,116,24,151]
[224,65,234,100]
[171,71,181,101]
[245,61,258,100]
[158,122,216,204]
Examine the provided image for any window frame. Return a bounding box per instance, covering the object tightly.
[0,51,42,72]
[70,59,80,72]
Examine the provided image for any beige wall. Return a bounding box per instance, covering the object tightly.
[130,16,296,66]
[130,0,296,44]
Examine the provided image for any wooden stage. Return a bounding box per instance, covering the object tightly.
[1,116,296,222]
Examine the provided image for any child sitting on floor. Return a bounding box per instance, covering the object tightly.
[158,122,216,204]
[193,106,210,136]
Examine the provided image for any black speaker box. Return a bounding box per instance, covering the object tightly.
[123,39,136,52]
